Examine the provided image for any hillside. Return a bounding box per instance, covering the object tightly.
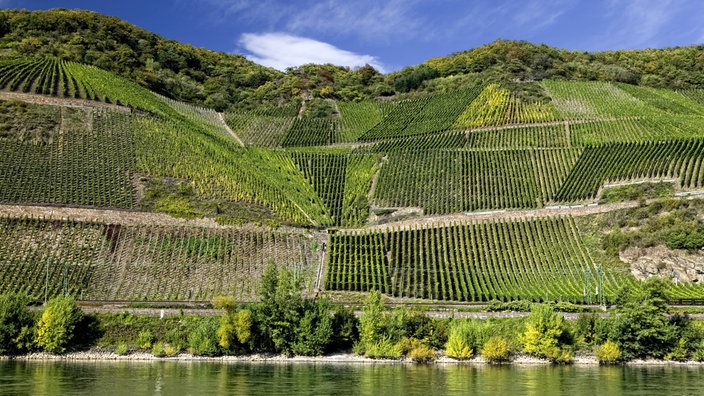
[1,10,703,110]
[1,11,704,305]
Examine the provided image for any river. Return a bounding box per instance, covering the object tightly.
[0,360,702,395]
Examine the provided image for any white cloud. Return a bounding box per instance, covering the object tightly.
[284,0,421,42]
[239,32,385,72]
[598,0,685,48]
[194,0,422,43]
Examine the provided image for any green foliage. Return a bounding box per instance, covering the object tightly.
[114,343,129,356]
[135,330,154,350]
[292,298,334,356]
[599,182,674,204]
[35,296,83,354]
[398,337,436,363]
[187,319,220,356]
[519,304,572,363]
[329,307,359,351]
[667,228,704,250]
[481,336,511,363]
[605,278,678,360]
[357,290,386,353]
[445,333,473,360]
[445,320,492,359]
[595,340,621,364]
[364,337,402,359]
[0,292,34,355]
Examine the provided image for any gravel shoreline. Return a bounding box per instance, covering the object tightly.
[3,350,703,366]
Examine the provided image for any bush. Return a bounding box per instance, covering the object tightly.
[396,336,436,362]
[365,337,402,359]
[292,299,334,356]
[445,332,473,360]
[519,304,572,363]
[136,330,154,350]
[0,292,34,355]
[693,340,704,362]
[35,296,83,354]
[115,343,129,356]
[217,308,252,353]
[481,336,511,363]
[357,290,385,354]
[151,342,165,357]
[595,340,621,364]
[188,320,220,356]
[406,343,436,363]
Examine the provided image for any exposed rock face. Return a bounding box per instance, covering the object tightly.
[621,245,704,284]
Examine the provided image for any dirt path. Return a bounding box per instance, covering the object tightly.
[0,91,130,112]
[218,112,245,147]
[0,204,225,228]
[343,201,640,233]
[0,200,648,234]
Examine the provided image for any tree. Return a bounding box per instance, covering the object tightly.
[0,292,34,355]
[292,298,334,356]
[606,278,678,360]
[252,263,303,355]
[357,289,385,352]
[519,304,572,363]
[35,296,83,354]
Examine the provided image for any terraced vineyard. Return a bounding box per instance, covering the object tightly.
[4,54,704,304]
[327,216,635,302]
[360,88,481,141]
[0,107,136,208]
[0,216,322,301]
[374,148,581,214]
[556,139,704,202]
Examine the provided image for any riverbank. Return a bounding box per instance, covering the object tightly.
[5,349,704,366]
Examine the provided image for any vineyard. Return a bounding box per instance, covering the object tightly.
[327,216,634,302]
[4,54,704,304]
[373,148,581,214]
[0,216,323,301]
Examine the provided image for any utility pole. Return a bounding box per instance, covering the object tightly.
[45,259,50,303]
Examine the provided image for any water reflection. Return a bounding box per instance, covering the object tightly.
[1,360,703,395]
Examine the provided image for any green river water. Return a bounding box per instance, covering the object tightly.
[0,361,702,395]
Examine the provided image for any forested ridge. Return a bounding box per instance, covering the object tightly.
[0,9,702,112]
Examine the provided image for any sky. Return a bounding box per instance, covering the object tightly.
[2,0,704,73]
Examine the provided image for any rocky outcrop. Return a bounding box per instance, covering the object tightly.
[621,245,704,284]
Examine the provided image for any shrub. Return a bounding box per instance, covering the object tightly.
[693,340,704,362]
[0,292,34,355]
[136,330,154,350]
[519,304,572,363]
[188,320,220,356]
[357,290,385,354]
[35,296,83,354]
[292,299,334,356]
[481,336,511,363]
[445,332,473,360]
[406,344,437,363]
[217,308,253,352]
[151,342,165,357]
[115,343,129,356]
[365,337,402,359]
[445,319,491,356]
[595,340,621,364]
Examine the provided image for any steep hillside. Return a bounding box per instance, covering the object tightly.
[1,12,704,304]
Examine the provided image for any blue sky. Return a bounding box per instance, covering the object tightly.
[2,0,704,72]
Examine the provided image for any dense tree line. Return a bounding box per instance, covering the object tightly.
[2,272,704,364]
[0,10,702,111]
